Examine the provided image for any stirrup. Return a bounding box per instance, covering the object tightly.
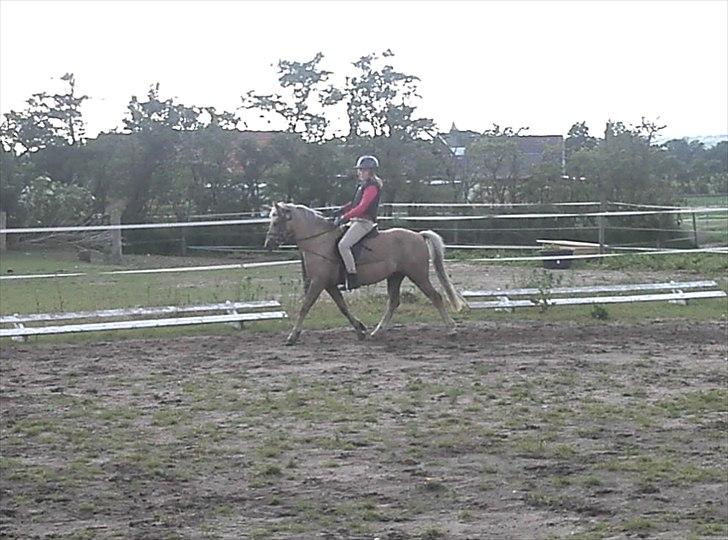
[339,273,359,292]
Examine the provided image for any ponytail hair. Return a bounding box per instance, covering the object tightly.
[373,174,384,188]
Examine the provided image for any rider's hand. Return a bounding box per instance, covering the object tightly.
[333,216,343,227]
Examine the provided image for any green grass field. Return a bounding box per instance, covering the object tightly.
[683,193,728,207]
[680,194,728,245]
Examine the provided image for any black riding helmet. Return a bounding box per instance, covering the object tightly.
[355,155,379,169]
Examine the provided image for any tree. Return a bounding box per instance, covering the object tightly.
[261,134,348,205]
[0,146,36,223]
[49,73,88,146]
[120,83,204,221]
[340,51,439,203]
[0,73,88,155]
[242,50,441,205]
[565,121,597,158]
[19,175,95,226]
[343,50,435,140]
[466,125,528,203]
[662,138,727,195]
[0,74,89,224]
[242,53,336,143]
[695,141,728,194]
[522,142,567,203]
[565,118,679,244]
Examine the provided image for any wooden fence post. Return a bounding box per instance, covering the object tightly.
[110,209,123,264]
[598,202,606,254]
[0,211,6,254]
[691,212,699,248]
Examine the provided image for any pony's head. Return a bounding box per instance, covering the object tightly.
[264,202,293,250]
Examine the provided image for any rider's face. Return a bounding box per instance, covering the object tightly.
[357,168,372,182]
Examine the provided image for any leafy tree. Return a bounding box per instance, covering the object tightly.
[662,138,728,195]
[0,146,37,223]
[565,121,597,158]
[343,50,435,140]
[242,53,336,143]
[0,73,88,155]
[243,50,441,206]
[49,73,88,146]
[696,141,728,194]
[174,127,275,215]
[340,51,440,203]
[119,83,202,221]
[521,141,566,203]
[466,125,528,203]
[19,175,95,226]
[262,134,348,205]
[565,119,680,244]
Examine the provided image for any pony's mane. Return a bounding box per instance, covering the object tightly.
[271,203,327,224]
[289,204,328,225]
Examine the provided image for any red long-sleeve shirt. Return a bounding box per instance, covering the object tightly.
[342,185,379,220]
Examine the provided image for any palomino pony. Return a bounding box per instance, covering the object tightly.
[264,202,465,345]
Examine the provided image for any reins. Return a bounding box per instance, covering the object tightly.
[289,223,341,264]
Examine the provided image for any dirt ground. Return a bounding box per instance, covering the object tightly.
[1,318,726,539]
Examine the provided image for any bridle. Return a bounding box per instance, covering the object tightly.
[267,217,341,263]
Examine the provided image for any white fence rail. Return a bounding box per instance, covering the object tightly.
[0,300,288,338]
[2,247,726,282]
[1,207,726,234]
[465,280,727,310]
[462,280,723,298]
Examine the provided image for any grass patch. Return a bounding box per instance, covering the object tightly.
[656,389,728,418]
[604,455,722,486]
[622,516,656,535]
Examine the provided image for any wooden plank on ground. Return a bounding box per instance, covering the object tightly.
[462,280,719,298]
[537,239,598,254]
[0,301,282,324]
[0,311,288,338]
[537,239,601,248]
[467,290,726,309]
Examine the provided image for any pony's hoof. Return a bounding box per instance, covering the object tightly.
[285,333,299,346]
[446,328,458,338]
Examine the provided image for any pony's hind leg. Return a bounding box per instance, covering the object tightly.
[371,273,404,338]
[326,286,367,340]
[409,273,458,335]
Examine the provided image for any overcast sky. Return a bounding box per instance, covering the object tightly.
[1,0,726,139]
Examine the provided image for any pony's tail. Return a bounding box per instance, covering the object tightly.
[420,230,467,312]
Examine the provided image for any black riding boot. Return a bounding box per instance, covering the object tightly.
[339,272,359,291]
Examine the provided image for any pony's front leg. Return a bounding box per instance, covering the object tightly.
[286,280,325,345]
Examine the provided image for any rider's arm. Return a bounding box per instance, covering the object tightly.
[342,185,378,220]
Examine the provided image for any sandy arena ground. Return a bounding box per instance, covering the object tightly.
[1,317,726,539]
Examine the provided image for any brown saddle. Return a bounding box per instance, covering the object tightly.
[335,225,379,275]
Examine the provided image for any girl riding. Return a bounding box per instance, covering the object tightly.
[333,155,383,291]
